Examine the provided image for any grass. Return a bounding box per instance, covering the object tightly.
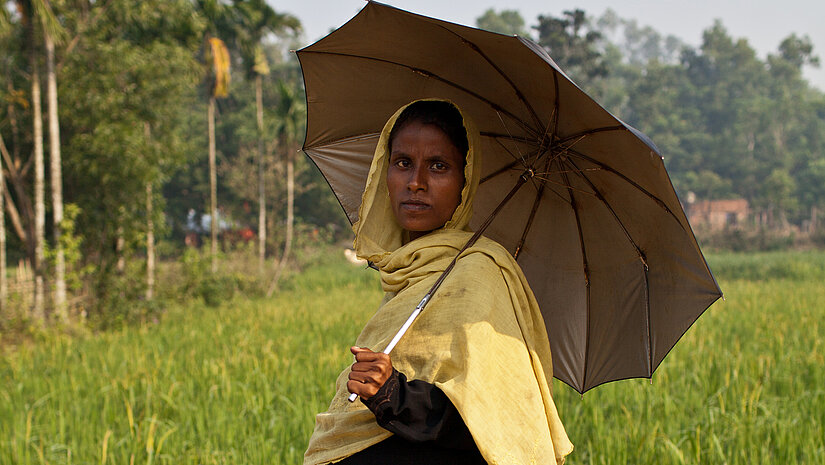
[1,251,824,464]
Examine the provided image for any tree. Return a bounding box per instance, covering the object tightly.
[267,81,304,296]
[206,36,230,273]
[4,0,66,321]
[475,8,528,37]
[55,0,204,314]
[0,133,7,306]
[534,9,608,86]
[18,0,48,319]
[232,0,299,275]
[1,4,10,307]
[43,0,67,319]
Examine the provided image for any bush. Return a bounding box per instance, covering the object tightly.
[697,228,796,252]
[172,248,261,306]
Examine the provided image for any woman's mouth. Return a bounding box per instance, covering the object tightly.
[400,200,430,211]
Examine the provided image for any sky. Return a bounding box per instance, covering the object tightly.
[271,0,825,92]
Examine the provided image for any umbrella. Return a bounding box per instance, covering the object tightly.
[296,1,722,394]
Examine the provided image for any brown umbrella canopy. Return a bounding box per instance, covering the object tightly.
[297,1,722,393]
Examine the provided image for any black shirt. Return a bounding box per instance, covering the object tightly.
[336,369,487,464]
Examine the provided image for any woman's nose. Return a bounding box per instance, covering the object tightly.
[407,165,426,191]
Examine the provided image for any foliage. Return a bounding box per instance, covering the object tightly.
[697,228,797,252]
[172,247,261,306]
[2,2,825,330]
[517,8,825,233]
[44,203,93,294]
[475,8,528,37]
[534,9,609,85]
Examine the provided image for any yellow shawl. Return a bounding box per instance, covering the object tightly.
[304,101,573,465]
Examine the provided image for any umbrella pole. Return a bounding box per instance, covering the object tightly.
[349,169,533,402]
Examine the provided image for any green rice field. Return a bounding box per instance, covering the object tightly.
[1,251,824,464]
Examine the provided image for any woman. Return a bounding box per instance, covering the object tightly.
[304,100,573,464]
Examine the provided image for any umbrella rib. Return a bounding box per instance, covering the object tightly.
[563,148,687,232]
[644,256,652,376]
[537,106,558,155]
[480,148,541,185]
[551,72,560,143]
[566,157,657,376]
[490,135,530,168]
[565,158,643,253]
[303,131,380,150]
[513,151,562,259]
[551,125,627,147]
[533,175,597,197]
[557,158,591,391]
[540,181,575,206]
[513,183,544,260]
[433,25,544,131]
[300,50,538,137]
[481,132,538,145]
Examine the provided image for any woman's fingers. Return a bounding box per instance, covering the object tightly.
[346,379,378,399]
[348,370,374,385]
[347,369,379,398]
[350,346,389,362]
[347,346,393,399]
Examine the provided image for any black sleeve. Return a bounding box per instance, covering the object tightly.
[361,369,476,450]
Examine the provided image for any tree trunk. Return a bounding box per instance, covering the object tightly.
[0,132,33,244]
[208,96,218,273]
[145,122,154,301]
[116,224,125,273]
[1,134,6,308]
[256,74,266,276]
[0,133,28,248]
[6,82,21,162]
[32,35,46,320]
[146,182,154,300]
[267,144,294,297]
[46,30,67,320]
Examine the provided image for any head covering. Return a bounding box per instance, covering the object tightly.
[352,99,481,263]
[305,100,573,465]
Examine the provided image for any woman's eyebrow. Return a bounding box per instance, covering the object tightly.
[424,154,455,163]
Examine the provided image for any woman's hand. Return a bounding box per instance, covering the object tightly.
[347,346,393,400]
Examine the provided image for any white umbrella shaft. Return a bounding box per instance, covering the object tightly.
[347,295,429,402]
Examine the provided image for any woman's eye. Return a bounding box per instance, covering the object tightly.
[432,162,447,170]
[394,159,410,168]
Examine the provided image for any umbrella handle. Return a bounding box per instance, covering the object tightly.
[347,296,429,403]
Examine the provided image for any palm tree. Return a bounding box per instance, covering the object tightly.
[144,122,154,300]
[232,0,299,275]
[19,0,47,319]
[43,1,67,320]
[266,81,304,296]
[195,0,236,273]
[0,134,7,307]
[206,36,230,273]
[1,4,11,308]
[14,0,63,320]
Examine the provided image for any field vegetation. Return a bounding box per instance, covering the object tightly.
[1,250,823,464]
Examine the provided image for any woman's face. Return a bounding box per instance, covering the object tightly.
[387,121,465,240]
